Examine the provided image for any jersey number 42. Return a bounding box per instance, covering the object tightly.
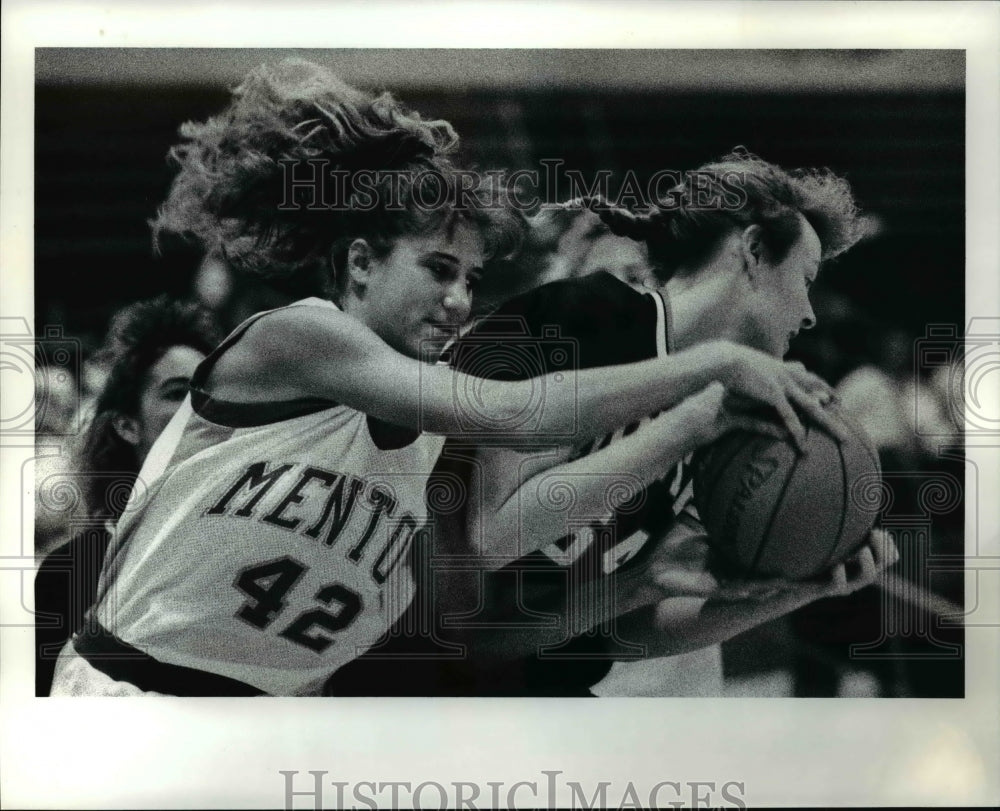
[233,556,362,653]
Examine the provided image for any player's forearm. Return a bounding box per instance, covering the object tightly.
[606,530,898,660]
[473,410,707,565]
[559,347,726,441]
[613,587,823,660]
[419,346,724,445]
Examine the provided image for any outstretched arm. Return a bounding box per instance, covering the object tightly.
[433,519,897,667]
[210,305,843,447]
[467,381,789,567]
[607,526,899,660]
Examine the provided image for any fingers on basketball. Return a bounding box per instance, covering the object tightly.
[787,363,836,399]
[787,384,850,444]
[853,544,878,585]
[828,562,850,596]
[771,395,807,452]
[868,528,900,570]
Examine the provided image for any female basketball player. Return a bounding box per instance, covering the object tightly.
[325,150,898,696]
[51,63,840,697]
[36,297,220,695]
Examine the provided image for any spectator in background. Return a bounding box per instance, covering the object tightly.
[534,201,655,287]
[35,297,221,695]
[836,327,919,466]
[793,323,964,697]
[474,199,655,313]
[34,365,79,438]
[34,365,82,558]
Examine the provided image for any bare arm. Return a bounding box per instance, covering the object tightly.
[209,305,843,446]
[435,519,897,666]
[607,527,899,659]
[467,381,789,567]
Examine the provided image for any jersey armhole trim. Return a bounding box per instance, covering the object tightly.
[188,298,342,428]
[189,389,340,428]
[650,290,671,358]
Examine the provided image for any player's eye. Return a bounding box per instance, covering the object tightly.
[427,262,456,283]
[161,382,190,401]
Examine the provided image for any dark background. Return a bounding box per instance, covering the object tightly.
[36,51,964,355]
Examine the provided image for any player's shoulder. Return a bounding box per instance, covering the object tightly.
[484,271,649,329]
[200,298,362,398]
[246,298,352,340]
[231,299,370,366]
[467,273,661,371]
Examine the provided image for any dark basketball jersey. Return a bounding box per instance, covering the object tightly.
[443,272,698,693]
[325,272,698,696]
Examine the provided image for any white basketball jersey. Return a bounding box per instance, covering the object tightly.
[93,299,444,695]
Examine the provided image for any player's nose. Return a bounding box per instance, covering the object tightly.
[801,300,817,331]
[442,281,472,323]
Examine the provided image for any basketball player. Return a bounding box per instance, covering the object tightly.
[35,297,220,695]
[51,64,833,697]
[324,150,898,697]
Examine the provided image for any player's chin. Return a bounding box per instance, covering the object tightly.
[412,324,448,361]
[422,320,462,356]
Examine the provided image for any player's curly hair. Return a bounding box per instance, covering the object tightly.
[152,59,524,299]
[78,297,222,519]
[582,148,869,281]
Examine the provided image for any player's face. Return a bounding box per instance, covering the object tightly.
[133,345,205,459]
[742,216,821,357]
[361,221,486,361]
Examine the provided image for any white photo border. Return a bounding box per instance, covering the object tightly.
[2,1,998,808]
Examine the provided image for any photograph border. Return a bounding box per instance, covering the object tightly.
[2,2,998,808]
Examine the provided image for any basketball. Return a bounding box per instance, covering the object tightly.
[693,408,882,580]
